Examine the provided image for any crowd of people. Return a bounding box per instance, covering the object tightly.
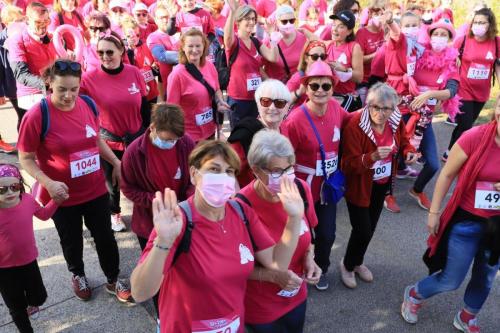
[0,0,499,332]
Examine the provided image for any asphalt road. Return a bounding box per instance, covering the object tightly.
[0,101,498,333]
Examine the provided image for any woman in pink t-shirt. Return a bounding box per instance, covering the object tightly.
[82,12,110,72]
[167,29,229,142]
[224,0,278,128]
[401,95,500,333]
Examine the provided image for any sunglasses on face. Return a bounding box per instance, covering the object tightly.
[259,97,288,109]
[0,183,22,195]
[135,12,147,17]
[55,60,81,72]
[89,26,106,32]
[280,18,296,25]
[308,83,332,92]
[308,53,327,61]
[97,49,115,57]
[112,8,124,13]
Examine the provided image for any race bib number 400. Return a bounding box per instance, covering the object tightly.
[372,160,391,181]
[70,148,100,178]
[246,74,261,91]
[315,152,338,176]
[192,315,240,333]
[474,181,500,210]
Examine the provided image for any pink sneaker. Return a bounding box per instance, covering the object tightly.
[401,286,422,324]
[453,311,480,333]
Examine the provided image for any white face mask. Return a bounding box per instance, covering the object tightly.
[430,36,449,52]
[471,24,487,37]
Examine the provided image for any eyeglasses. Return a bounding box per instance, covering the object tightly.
[262,165,294,178]
[112,8,125,13]
[0,183,22,195]
[308,53,327,61]
[242,16,256,22]
[369,104,394,114]
[280,18,296,25]
[259,97,288,109]
[135,12,148,17]
[55,60,81,72]
[89,26,106,33]
[97,49,115,57]
[308,83,332,92]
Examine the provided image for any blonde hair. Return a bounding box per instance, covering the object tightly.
[1,5,23,25]
[53,0,78,13]
[178,28,209,66]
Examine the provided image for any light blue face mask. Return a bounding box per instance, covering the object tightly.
[152,136,177,150]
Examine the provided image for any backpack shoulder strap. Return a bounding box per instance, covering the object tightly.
[293,178,315,244]
[40,98,50,142]
[58,12,64,26]
[458,35,466,60]
[228,38,240,68]
[250,36,262,55]
[79,95,99,117]
[75,12,84,27]
[277,44,290,76]
[234,193,252,207]
[172,200,195,264]
[228,199,257,251]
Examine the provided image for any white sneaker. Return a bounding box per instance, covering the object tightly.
[111,214,126,232]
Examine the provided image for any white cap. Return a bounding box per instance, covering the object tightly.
[109,0,128,10]
[133,2,148,12]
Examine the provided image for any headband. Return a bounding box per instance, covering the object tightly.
[98,29,123,45]
[305,40,326,55]
[0,164,22,180]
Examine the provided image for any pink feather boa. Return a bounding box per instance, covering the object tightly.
[416,46,462,121]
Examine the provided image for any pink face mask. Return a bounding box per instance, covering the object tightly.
[279,23,295,35]
[430,36,449,52]
[198,172,235,208]
[402,26,419,39]
[369,16,382,28]
[266,170,295,195]
[471,24,487,37]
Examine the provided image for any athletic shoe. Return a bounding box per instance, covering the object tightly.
[27,306,40,319]
[111,213,127,232]
[445,117,458,126]
[401,286,422,324]
[396,167,420,179]
[384,195,401,213]
[354,264,373,283]
[106,279,135,305]
[0,140,16,154]
[72,275,91,301]
[442,151,448,163]
[339,258,357,289]
[315,274,329,291]
[453,311,480,333]
[157,319,160,333]
[409,189,431,210]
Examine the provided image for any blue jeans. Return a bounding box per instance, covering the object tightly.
[314,201,337,274]
[227,97,258,129]
[246,300,307,333]
[416,220,500,314]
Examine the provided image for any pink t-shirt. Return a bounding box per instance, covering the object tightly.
[264,32,306,83]
[131,43,159,101]
[139,23,157,43]
[327,41,358,94]
[175,8,215,36]
[226,36,263,100]
[8,30,57,97]
[167,62,219,142]
[80,64,147,151]
[213,14,227,30]
[256,0,276,18]
[298,0,327,25]
[17,96,108,207]
[0,194,58,268]
[385,34,416,96]
[139,196,274,333]
[48,10,86,51]
[147,30,178,90]
[83,43,100,72]
[283,100,349,202]
[454,35,500,102]
[370,43,386,79]
[355,27,385,83]
[457,125,500,218]
[241,179,317,324]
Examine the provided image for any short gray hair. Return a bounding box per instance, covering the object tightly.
[366,82,399,108]
[254,79,292,103]
[247,129,295,169]
[235,5,256,22]
[275,5,295,20]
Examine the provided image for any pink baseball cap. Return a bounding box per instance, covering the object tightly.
[428,18,455,40]
[300,61,339,87]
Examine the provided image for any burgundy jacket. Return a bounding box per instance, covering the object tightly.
[121,129,195,238]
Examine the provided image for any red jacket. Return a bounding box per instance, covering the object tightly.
[121,129,195,238]
[341,109,415,207]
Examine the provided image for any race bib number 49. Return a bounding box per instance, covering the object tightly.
[474,181,500,210]
[70,148,100,178]
[192,315,240,333]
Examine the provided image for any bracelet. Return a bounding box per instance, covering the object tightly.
[154,242,170,251]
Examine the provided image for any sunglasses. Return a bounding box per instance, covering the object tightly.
[259,97,288,109]
[308,53,327,61]
[89,26,106,33]
[0,183,22,195]
[308,83,332,92]
[55,60,81,72]
[280,18,296,25]
[135,12,148,17]
[97,49,115,57]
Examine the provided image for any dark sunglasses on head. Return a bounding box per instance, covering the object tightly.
[280,18,296,25]
[308,83,332,92]
[97,49,115,57]
[308,53,327,61]
[55,60,81,72]
[259,97,288,109]
[0,183,22,195]
[89,26,106,33]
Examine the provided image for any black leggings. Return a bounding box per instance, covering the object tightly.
[0,260,47,333]
[447,100,486,150]
[102,149,125,215]
[9,98,26,131]
[344,182,389,271]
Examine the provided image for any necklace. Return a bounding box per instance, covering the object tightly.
[216,219,227,234]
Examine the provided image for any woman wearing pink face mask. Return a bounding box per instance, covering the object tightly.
[239,130,321,332]
[131,140,305,333]
[444,8,500,162]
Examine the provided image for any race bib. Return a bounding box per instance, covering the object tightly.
[372,160,391,181]
[195,107,213,126]
[246,73,261,91]
[70,148,100,178]
[192,315,240,333]
[474,181,500,210]
[407,56,416,76]
[467,63,489,80]
[277,287,300,298]
[141,69,154,83]
[315,152,338,176]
